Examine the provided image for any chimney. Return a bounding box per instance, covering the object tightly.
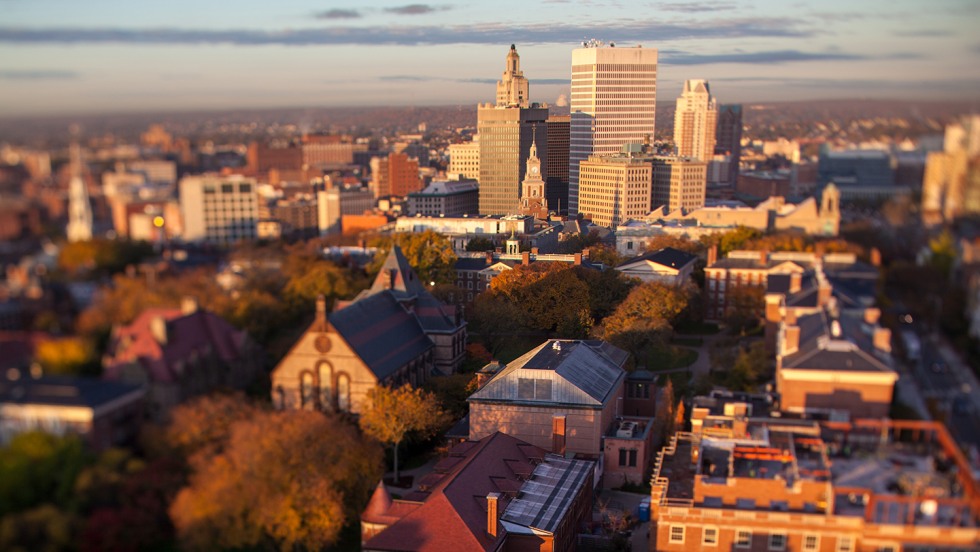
[707,245,718,266]
[784,309,797,326]
[487,493,501,537]
[150,316,168,345]
[783,325,800,355]
[522,251,530,266]
[874,327,892,352]
[818,282,832,305]
[388,268,397,290]
[574,253,582,266]
[789,272,802,293]
[870,247,882,267]
[180,296,199,315]
[864,308,881,326]
[531,247,539,255]
[485,250,494,264]
[316,295,327,326]
[759,250,768,266]
[765,295,783,324]
[582,248,590,259]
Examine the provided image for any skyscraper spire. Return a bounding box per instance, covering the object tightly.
[496,44,529,108]
[66,134,93,243]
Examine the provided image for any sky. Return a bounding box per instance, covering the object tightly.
[0,0,978,117]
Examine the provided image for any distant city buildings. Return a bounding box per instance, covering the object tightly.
[673,79,717,162]
[651,155,708,212]
[406,175,479,217]
[922,115,980,225]
[714,104,743,187]
[569,43,658,216]
[179,174,258,244]
[370,152,422,199]
[66,143,93,242]
[316,185,376,235]
[478,45,548,215]
[448,138,480,181]
[546,115,570,213]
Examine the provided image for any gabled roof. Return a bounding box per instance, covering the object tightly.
[103,307,246,384]
[361,245,428,301]
[329,292,433,381]
[362,432,547,552]
[617,247,697,273]
[0,375,143,410]
[781,310,894,374]
[468,339,628,407]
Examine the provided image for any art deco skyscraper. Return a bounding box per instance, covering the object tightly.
[673,79,717,162]
[478,45,548,215]
[568,42,658,216]
[715,104,743,186]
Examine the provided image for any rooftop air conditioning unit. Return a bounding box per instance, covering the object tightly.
[616,421,637,438]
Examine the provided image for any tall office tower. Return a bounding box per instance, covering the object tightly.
[673,79,717,161]
[448,139,480,181]
[496,44,529,108]
[715,104,743,186]
[478,45,548,215]
[651,155,707,212]
[922,115,980,225]
[578,148,653,228]
[66,143,93,243]
[546,115,570,213]
[569,43,658,216]
[180,174,258,244]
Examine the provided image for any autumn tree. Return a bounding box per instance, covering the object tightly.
[485,263,593,334]
[282,252,364,311]
[700,226,762,256]
[597,282,692,357]
[724,285,766,335]
[645,235,704,255]
[58,239,154,277]
[165,392,257,463]
[359,384,449,483]
[34,336,99,376]
[465,236,496,252]
[170,409,382,551]
[0,431,89,517]
[368,230,458,286]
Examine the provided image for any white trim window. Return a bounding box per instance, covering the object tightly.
[669,525,685,544]
[735,529,752,549]
[702,526,719,546]
[769,533,787,551]
[803,534,820,552]
[837,536,854,552]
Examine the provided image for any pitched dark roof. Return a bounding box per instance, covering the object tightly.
[329,291,433,381]
[363,245,428,301]
[0,375,143,409]
[781,310,893,374]
[455,258,492,271]
[623,247,697,270]
[767,272,821,308]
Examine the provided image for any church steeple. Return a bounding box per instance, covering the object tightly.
[66,134,93,243]
[519,128,547,219]
[496,44,529,108]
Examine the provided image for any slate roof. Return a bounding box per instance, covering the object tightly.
[362,432,547,552]
[0,375,143,410]
[329,292,433,381]
[767,272,821,308]
[103,308,247,384]
[781,310,894,374]
[619,247,697,271]
[468,339,628,407]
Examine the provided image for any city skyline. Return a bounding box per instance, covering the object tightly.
[1,0,978,117]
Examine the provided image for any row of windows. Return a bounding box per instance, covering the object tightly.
[669,526,856,552]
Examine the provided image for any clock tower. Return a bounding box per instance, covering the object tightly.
[519,134,548,219]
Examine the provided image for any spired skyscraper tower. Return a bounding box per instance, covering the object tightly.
[568,42,658,216]
[478,45,548,215]
[673,79,718,161]
[66,142,93,243]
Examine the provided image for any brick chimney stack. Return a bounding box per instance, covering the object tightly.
[487,493,501,537]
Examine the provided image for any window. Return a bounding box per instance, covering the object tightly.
[803,534,819,551]
[837,537,854,552]
[628,449,637,467]
[769,533,786,551]
[619,449,628,466]
[668,525,685,544]
[735,529,752,549]
[702,526,718,546]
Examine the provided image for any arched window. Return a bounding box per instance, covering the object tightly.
[300,371,316,410]
[275,385,286,410]
[317,362,333,412]
[337,373,351,412]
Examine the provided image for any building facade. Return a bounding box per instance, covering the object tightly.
[316,186,376,235]
[673,79,717,162]
[922,115,980,225]
[578,152,653,228]
[715,104,743,186]
[651,155,707,212]
[406,177,479,217]
[179,174,258,244]
[569,43,658,216]
[546,115,571,213]
[448,139,481,181]
[371,152,421,199]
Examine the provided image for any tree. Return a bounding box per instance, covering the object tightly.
[0,431,90,517]
[369,231,458,286]
[725,286,766,335]
[645,235,703,255]
[282,253,362,311]
[170,409,382,551]
[33,336,99,376]
[701,226,762,256]
[359,384,448,483]
[597,282,692,362]
[465,236,496,252]
[469,294,530,358]
[165,393,257,464]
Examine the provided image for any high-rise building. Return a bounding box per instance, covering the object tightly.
[370,152,421,198]
[922,115,980,225]
[66,143,93,243]
[715,104,743,186]
[569,43,658,216]
[578,149,653,228]
[546,115,570,213]
[651,155,707,212]
[317,185,376,235]
[179,174,258,244]
[448,139,480,181]
[478,46,548,215]
[673,79,717,162]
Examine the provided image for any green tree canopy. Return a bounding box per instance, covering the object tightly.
[368,230,458,286]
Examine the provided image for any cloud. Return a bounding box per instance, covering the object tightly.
[662,49,865,65]
[315,9,361,20]
[892,29,946,38]
[0,18,812,47]
[384,4,449,15]
[379,75,568,85]
[0,69,79,79]
[656,2,736,13]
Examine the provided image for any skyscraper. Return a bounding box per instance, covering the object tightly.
[546,115,570,213]
[569,42,658,216]
[673,79,717,162]
[715,104,743,186]
[478,45,548,215]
